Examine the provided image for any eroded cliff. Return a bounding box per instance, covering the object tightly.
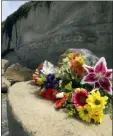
[2,1,112,68]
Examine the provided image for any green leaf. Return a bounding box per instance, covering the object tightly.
[64,82,73,91]
[61,88,72,93]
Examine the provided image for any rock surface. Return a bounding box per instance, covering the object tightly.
[2,76,11,93]
[2,69,5,76]
[2,96,9,136]
[2,59,9,76]
[8,81,112,136]
[2,52,20,67]
[2,1,112,68]
[4,63,34,83]
[2,59,9,69]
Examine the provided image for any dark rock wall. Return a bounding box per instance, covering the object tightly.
[2,1,112,68]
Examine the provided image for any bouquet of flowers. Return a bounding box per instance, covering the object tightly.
[33,49,112,124]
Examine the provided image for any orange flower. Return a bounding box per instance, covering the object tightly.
[69,53,86,77]
[68,52,80,59]
[70,58,81,68]
[55,94,68,109]
[74,66,86,77]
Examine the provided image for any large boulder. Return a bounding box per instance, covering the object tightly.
[2,52,20,67]
[2,76,11,93]
[2,97,9,136]
[2,59,9,75]
[7,81,112,136]
[4,63,34,84]
[2,1,112,69]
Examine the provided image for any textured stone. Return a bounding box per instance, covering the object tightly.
[2,76,11,93]
[2,52,20,66]
[2,69,4,76]
[2,59,9,71]
[8,81,112,136]
[2,1,112,68]
[4,63,34,83]
[2,97,9,136]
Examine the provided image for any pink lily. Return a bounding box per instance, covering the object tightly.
[81,57,112,95]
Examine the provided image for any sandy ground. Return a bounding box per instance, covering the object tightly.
[2,95,9,136]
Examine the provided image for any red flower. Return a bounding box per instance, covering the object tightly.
[41,88,58,102]
[72,88,89,107]
[55,94,68,109]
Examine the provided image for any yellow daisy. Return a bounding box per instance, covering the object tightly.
[91,110,104,124]
[77,104,92,123]
[86,91,108,110]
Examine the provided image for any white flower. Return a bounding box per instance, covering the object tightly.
[59,80,62,87]
[56,92,64,99]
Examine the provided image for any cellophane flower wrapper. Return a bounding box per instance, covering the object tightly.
[41,60,59,75]
[57,48,99,91]
[33,48,112,124]
[58,48,99,66]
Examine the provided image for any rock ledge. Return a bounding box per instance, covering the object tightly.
[8,81,112,136]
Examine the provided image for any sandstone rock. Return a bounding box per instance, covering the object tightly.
[4,63,34,83]
[2,76,11,93]
[2,1,112,68]
[8,81,112,136]
[2,59,9,71]
[2,69,4,76]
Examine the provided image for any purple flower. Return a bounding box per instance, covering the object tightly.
[44,74,60,89]
[47,74,55,82]
[44,81,55,89]
[81,57,112,95]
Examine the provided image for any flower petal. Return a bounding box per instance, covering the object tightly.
[47,74,55,82]
[105,69,112,79]
[83,64,94,73]
[93,82,100,90]
[72,89,89,107]
[81,73,98,84]
[55,95,68,109]
[99,77,112,95]
[94,57,107,74]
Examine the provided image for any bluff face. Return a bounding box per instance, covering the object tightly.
[2,1,112,68]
